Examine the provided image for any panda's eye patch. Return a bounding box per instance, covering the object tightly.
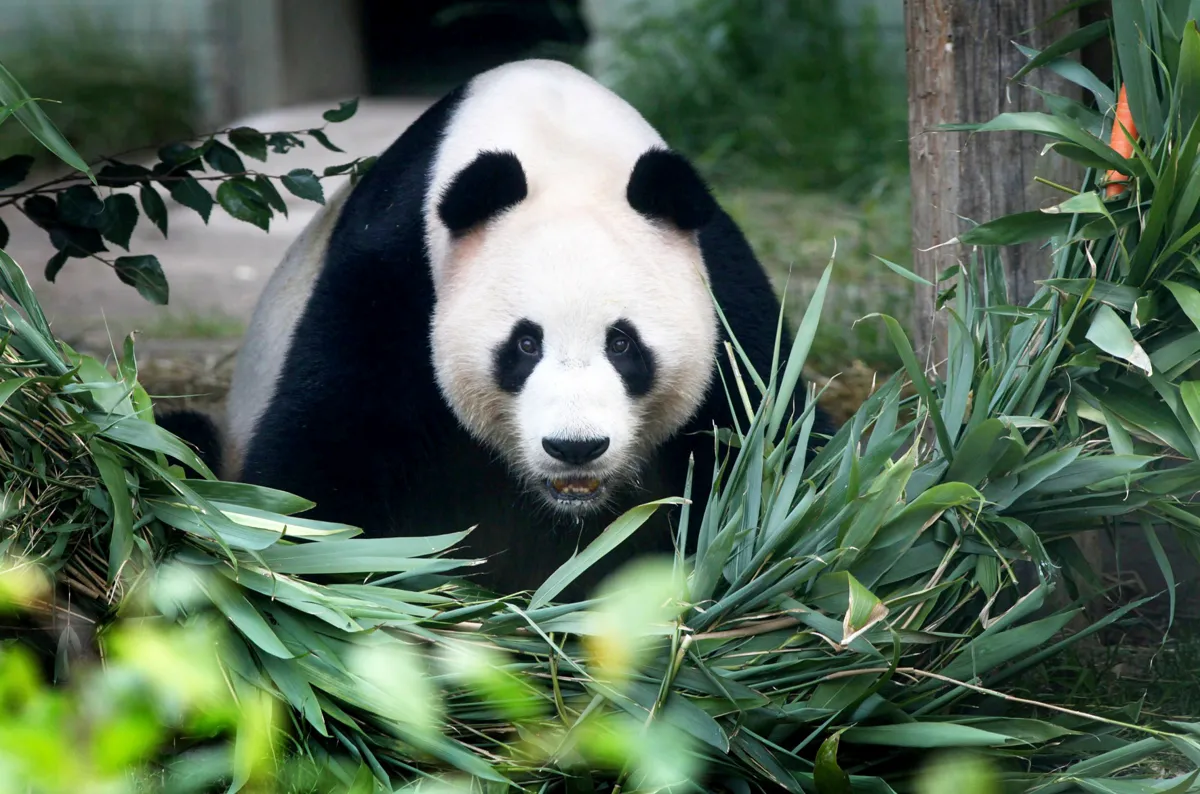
[493,319,543,394]
[606,320,656,397]
[518,336,541,356]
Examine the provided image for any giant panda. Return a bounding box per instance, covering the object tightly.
[160,59,836,598]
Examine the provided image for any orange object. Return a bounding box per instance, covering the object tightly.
[1105,84,1137,198]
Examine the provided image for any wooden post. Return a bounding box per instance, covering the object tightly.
[904,0,1083,372]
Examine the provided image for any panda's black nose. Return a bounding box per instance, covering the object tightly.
[543,437,610,465]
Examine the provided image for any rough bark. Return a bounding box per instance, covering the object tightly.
[905,0,1083,373]
[905,1,1111,622]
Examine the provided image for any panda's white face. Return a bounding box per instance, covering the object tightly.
[430,201,719,514]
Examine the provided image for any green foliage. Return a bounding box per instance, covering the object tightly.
[0,573,279,793]
[591,0,907,194]
[0,16,199,168]
[4,218,1199,792]
[0,80,372,305]
[6,7,1200,793]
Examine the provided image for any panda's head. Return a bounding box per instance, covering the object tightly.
[429,148,720,514]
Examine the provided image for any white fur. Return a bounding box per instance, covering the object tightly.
[427,61,718,510]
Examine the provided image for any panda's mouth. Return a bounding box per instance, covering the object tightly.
[547,476,603,501]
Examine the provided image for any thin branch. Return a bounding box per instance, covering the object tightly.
[0,124,351,209]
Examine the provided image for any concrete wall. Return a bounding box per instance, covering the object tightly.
[0,0,368,127]
[277,0,366,109]
[216,0,367,123]
[0,0,225,122]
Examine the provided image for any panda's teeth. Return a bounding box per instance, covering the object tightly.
[551,478,601,496]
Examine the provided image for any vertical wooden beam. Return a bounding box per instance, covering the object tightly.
[904,0,1083,372]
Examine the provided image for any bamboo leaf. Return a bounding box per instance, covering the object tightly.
[769,261,831,440]
[814,731,852,794]
[1042,279,1142,312]
[1180,381,1200,433]
[529,497,686,609]
[1164,281,1200,334]
[200,579,293,659]
[1085,304,1153,375]
[163,480,316,515]
[875,483,982,549]
[958,211,1078,246]
[254,534,474,574]
[841,723,1017,748]
[0,376,33,411]
[91,439,134,583]
[1012,19,1111,81]
[0,61,93,180]
[866,313,954,459]
[86,412,214,479]
[1026,454,1157,495]
[944,419,1008,487]
[842,573,888,644]
[1112,0,1163,142]
[1177,21,1200,143]
[967,112,1137,175]
[873,254,933,287]
[1014,42,1116,107]
[941,612,1078,683]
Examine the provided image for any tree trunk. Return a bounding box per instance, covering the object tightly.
[904,0,1083,373]
[905,1,1111,626]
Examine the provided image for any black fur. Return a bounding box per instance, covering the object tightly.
[606,319,655,397]
[155,408,223,477]
[626,147,717,231]
[493,319,543,394]
[224,71,836,600]
[437,150,528,236]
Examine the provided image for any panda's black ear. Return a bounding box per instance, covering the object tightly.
[438,150,528,236]
[626,147,717,232]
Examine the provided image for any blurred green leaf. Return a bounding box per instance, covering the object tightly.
[0,60,93,180]
[217,178,271,231]
[323,98,359,123]
[100,194,138,250]
[255,534,472,575]
[843,722,1015,748]
[281,168,325,204]
[97,161,152,188]
[139,184,168,237]
[43,251,67,283]
[228,127,268,162]
[166,176,214,223]
[114,255,168,305]
[307,129,344,153]
[0,154,32,190]
[254,174,288,216]
[203,140,245,175]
